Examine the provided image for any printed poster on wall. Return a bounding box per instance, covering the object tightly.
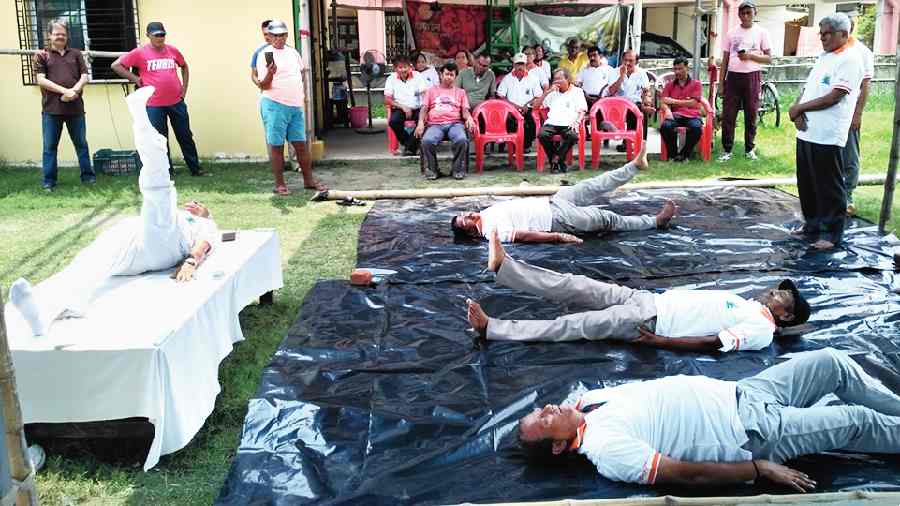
[405,1,487,58]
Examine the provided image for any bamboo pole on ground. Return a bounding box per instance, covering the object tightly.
[474,490,900,506]
[318,174,891,201]
[0,291,37,506]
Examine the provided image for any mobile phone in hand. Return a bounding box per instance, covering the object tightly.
[264,51,274,66]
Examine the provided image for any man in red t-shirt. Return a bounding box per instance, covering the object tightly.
[414,62,476,180]
[659,57,704,162]
[112,22,203,176]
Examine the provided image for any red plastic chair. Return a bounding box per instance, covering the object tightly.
[588,97,644,169]
[532,107,586,172]
[659,96,714,161]
[472,100,524,172]
[385,104,418,155]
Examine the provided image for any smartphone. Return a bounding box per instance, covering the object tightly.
[738,49,747,55]
[264,51,274,66]
[222,231,236,242]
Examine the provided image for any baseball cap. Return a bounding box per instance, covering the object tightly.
[738,0,756,9]
[267,19,289,35]
[778,279,811,326]
[146,22,166,36]
[512,52,527,64]
[566,37,580,46]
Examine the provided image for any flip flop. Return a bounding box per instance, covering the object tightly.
[273,185,291,196]
[336,196,366,207]
[304,182,329,191]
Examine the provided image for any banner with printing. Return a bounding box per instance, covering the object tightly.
[405,1,488,58]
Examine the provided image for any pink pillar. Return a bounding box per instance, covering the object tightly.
[358,9,387,55]
[877,0,898,54]
[718,0,741,56]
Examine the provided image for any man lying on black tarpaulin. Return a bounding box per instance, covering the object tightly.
[466,230,811,352]
[515,348,900,491]
[450,143,677,244]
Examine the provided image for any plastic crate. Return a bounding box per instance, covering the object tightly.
[92,149,142,176]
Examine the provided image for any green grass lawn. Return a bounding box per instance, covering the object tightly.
[1,90,896,505]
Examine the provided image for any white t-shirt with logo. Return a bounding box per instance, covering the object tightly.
[543,87,588,127]
[479,197,554,242]
[529,66,549,88]
[577,65,616,96]
[609,68,650,103]
[497,73,543,107]
[653,290,777,352]
[384,72,429,109]
[796,47,864,147]
[578,375,750,484]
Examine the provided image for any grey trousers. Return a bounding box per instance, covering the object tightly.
[549,162,656,233]
[841,127,860,202]
[487,255,657,341]
[737,348,900,464]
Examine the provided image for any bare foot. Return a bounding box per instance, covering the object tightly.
[656,199,677,228]
[488,229,506,272]
[304,180,328,191]
[633,141,649,171]
[467,298,489,337]
[811,239,835,250]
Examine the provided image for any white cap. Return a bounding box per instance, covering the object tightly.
[512,52,527,64]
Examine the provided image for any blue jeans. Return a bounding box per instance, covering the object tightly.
[421,123,468,175]
[146,100,201,173]
[659,116,703,159]
[42,113,94,186]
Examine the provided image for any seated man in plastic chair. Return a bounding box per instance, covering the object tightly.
[659,57,704,162]
[536,68,588,174]
[515,348,900,491]
[466,228,811,352]
[384,54,428,156]
[450,143,676,243]
[414,62,477,180]
[8,85,219,337]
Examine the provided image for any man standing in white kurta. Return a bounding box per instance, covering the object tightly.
[8,85,219,336]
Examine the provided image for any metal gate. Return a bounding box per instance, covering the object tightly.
[385,11,406,62]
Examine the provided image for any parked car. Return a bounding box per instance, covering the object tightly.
[640,33,692,59]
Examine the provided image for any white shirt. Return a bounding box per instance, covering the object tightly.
[528,66,549,88]
[418,66,440,88]
[543,87,588,127]
[653,290,777,352]
[577,376,750,485]
[384,72,429,109]
[577,64,615,96]
[537,60,551,83]
[609,67,650,103]
[497,73,543,107]
[796,46,864,147]
[850,37,875,80]
[255,45,305,107]
[479,198,554,242]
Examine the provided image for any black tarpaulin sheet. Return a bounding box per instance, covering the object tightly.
[218,188,900,505]
[356,187,895,284]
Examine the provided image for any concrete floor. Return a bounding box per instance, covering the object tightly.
[321,118,664,164]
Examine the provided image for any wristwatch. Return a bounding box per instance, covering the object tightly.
[184,257,198,267]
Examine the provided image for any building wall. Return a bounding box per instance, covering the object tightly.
[0,0,295,165]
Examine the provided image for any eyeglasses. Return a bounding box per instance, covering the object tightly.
[271,33,288,38]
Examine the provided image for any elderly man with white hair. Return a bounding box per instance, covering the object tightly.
[788,12,863,250]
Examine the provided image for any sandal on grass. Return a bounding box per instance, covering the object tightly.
[273,185,291,196]
[304,181,328,191]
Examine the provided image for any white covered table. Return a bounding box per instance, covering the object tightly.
[4,229,283,470]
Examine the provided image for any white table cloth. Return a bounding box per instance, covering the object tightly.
[4,229,283,470]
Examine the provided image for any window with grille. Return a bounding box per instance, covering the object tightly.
[15,0,140,85]
[384,11,407,63]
